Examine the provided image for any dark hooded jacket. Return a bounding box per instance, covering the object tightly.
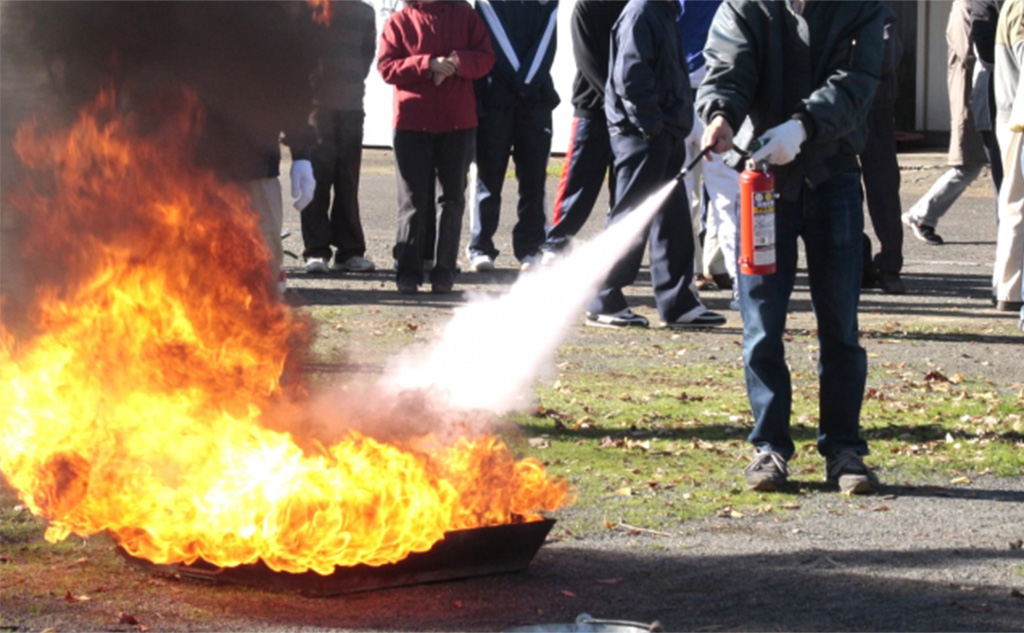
[696,0,885,196]
[605,0,692,141]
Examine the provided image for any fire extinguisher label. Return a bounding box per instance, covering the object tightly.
[752,192,775,265]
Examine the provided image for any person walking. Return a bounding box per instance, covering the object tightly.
[539,0,627,264]
[301,0,378,275]
[586,0,726,330]
[992,0,1024,314]
[860,3,907,295]
[466,0,560,272]
[902,0,988,246]
[698,0,886,494]
[377,0,495,294]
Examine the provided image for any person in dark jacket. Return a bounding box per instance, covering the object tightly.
[586,0,726,330]
[378,0,495,294]
[860,4,907,295]
[539,0,627,263]
[467,0,560,272]
[301,0,378,275]
[698,0,885,495]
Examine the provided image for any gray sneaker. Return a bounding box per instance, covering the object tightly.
[743,450,788,491]
[826,452,879,495]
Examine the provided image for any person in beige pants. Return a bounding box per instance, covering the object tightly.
[992,0,1023,315]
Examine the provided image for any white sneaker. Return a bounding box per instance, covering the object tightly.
[332,255,376,272]
[468,253,495,272]
[520,253,541,271]
[540,250,560,267]
[304,257,329,274]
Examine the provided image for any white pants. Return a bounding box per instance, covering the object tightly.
[993,126,1024,303]
[683,112,741,281]
[244,177,285,295]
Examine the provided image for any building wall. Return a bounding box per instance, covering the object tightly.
[362,0,954,152]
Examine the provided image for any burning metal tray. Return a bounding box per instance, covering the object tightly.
[119,518,555,596]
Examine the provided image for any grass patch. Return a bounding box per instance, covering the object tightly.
[502,331,1024,537]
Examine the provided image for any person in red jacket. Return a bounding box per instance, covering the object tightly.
[378,0,495,294]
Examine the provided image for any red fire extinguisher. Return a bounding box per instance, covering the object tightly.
[738,160,776,275]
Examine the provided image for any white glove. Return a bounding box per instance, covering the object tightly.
[750,119,806,166]
[290,159,315,210]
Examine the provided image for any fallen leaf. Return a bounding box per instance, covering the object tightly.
[118,613,140,625]
[614,487,633,497]
[595,578,624,585]
[951,601,990,613]
[871,505,890,512]
[1010,588,1023,599]
[528,437,550,449]
[64,591,89,603]
[950,476,972,485]
[561,590,577,598]
[780,503,801,510]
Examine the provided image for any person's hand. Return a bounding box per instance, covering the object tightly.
[750,119,806,166]
[432,71,447,86]
[447,50,460,72]
[701,114,735,157]
[429,56,457,78]
[290,159,315,211]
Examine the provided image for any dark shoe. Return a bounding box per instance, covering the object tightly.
[744,450,788,492]
[396,275,419,295]
[902,214,944,245]
[695,274,711,290]
[712,273,734,290]
[660,307,727,328]
[996,300,1024,312]
[431,270,455,294]
[826,452,879,495]
[862,265,880,290]
[877,272,906,295]
[585,308,649,328]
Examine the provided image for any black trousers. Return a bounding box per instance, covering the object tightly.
[393,128,475,283]
[587,130,700,322]
[860,107,903,275]
[301,110,366,262]
[469,103,553,262]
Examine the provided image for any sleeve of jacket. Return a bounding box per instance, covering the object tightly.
[456,9,497,80]
[360,3,377,80]
[516,0,558,87]
[796,2,885,144]
[377,17,432,86]
[970,0,1000,66]
[695,0,764,133]
[572,2,606,93]
[610,8,663,138]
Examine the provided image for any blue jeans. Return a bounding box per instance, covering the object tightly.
[740,170,869,460]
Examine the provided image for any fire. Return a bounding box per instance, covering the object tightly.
[307,0,332,26]
[0,89,567,575]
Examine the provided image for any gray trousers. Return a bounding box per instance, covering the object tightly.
[905,164,984,228]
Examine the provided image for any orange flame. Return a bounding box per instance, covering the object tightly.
[0,89,567,574]
[307,0,332,26]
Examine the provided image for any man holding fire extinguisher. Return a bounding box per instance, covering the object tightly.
[697,0,886,494]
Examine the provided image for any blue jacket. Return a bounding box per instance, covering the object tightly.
[605,0,693,141]
[475,0,560,108]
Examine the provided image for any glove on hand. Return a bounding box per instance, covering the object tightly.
[750,119,806,166]
[290,159,315,210]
